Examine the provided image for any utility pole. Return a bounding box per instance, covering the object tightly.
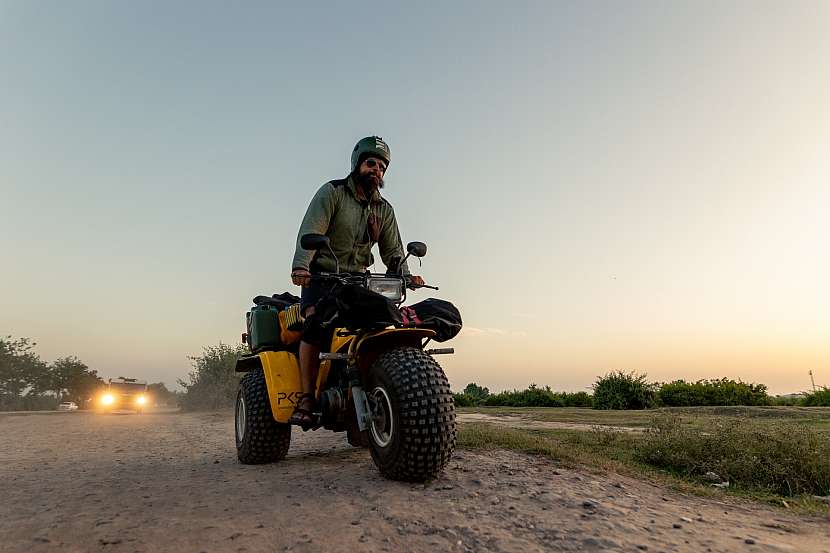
[809,370,816,392]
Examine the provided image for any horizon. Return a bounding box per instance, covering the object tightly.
[2,2,828,396]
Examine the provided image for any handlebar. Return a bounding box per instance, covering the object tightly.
[410,283,439,290]
[309,272,438,291]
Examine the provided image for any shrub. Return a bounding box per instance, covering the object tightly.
[636,416,830,496]
[657,378,770,407]
[802,387,830,407]
[483,384,564,407]
[462,383,490,402]
[452,393,477,407]
[453,384,594,408]
[592,370,656,410]
[561,391,594,408]
[177,343,247,410]
[770,395,804,406]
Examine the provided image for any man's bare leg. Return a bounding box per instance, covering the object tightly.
[294,304,321,424]
[299,340,321,397]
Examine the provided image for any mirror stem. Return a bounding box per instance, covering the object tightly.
[398,252,412,274]
[327,245,339,274]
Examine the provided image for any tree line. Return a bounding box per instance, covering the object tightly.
[0,335,177,410]
[454,371,830,409]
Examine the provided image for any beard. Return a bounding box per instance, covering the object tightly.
[356,170,384,191]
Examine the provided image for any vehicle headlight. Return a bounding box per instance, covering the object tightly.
[101,394,114,405]
[367,277,403,301]
[136,395,146,405]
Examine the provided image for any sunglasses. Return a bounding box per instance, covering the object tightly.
[364,158,387,172]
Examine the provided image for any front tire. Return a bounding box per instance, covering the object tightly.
[236,368,291,464]
[366,347,456,481]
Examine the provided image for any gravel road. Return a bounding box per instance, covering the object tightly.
[1,409,828,553]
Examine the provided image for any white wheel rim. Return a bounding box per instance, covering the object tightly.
[369,386,395,448]
[235,395,246,442]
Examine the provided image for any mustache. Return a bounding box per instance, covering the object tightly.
[359,172,384,189]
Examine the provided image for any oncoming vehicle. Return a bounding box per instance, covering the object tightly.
[234,235,460,482]
[97,377,149,413]
[57,401,79,411]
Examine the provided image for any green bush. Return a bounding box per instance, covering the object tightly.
[636,416,830,496]
[561,391,594,408]
[802,387,830,407]
[177,343,246,410]
[452,393,477,407]
[770,395,804,406]
[592,370,656,410]
[484,384,563,407]
[657,378,770,407]
[479,385,593,408]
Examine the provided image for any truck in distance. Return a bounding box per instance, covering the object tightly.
[97,377,149,413]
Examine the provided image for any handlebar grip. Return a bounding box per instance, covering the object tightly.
[414,284,439,290]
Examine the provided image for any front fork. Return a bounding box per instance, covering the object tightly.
[320,352,373,431]
[322,346,455,432]
[348,364,373,431]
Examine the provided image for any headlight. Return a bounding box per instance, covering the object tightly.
[136,395,146,405]
[367,277,403,301]
[101,394,114,405]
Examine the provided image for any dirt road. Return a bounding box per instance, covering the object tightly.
[1,410,828,553]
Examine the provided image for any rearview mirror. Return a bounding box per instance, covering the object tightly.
[407,241,427,257]
[300,233,330,251]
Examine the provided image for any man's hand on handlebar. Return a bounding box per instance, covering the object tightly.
[407,275,425,290]
[291,268,311,288]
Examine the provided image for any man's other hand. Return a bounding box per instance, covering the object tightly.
[291,269,311,287]
[407,275,425,290]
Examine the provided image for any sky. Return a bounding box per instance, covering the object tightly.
[1,1,828,394]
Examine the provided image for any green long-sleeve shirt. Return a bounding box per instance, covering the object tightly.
[292,176,410,275]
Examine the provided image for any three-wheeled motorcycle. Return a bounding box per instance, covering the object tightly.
[233,234,456,482]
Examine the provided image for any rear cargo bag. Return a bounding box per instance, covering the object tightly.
[400,298,462,342]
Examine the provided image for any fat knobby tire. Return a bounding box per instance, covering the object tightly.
[368,346,456,481]
[236,369,291,464]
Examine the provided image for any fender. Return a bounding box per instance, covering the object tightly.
[236,351,303,423]
[350,327,436,371]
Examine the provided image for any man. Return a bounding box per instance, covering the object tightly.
[288,136,424,427]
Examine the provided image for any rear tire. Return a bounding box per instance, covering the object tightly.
[236,368,291,464]
[366,347,456,481]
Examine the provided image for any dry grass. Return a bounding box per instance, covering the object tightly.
[457,406,830,513]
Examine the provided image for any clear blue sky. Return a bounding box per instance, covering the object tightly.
[2,1,828,393]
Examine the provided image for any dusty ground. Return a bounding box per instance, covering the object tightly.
[457,412,645,433]
[1,410,828,553]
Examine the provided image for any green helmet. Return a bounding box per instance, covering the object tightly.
[351,136,391,172]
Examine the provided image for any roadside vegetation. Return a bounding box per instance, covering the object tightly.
[177,343,247,411]
[453,372,829,409]
[1,336,106,410]
[453,373,830,510]
[0,335,178,411]
[802,387,830,407]
[456,407,830,510]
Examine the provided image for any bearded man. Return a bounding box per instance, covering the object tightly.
[288,136,423,428]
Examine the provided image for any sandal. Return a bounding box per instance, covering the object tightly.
[288,393,318,431]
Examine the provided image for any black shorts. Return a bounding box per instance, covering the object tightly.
[300,279,337,347]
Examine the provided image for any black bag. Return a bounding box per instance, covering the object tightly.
[400,298,462,342]
[252,292,300,309]
[319,284,403,330]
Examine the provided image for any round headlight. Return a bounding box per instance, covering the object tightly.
[136,396,146,405]
[101,394,114,405]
